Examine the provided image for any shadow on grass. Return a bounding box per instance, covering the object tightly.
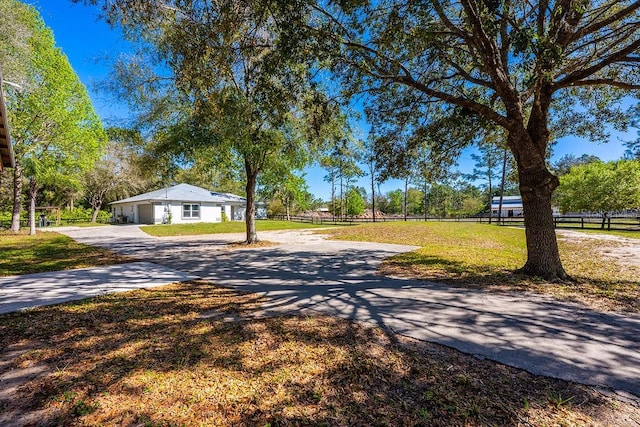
[0,282,630,426]
[380,252,640,312]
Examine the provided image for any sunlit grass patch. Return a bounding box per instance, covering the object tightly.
[0,230,129,276]
[0,281,633,426]
[141,220,327,237]
[322,222,640,312]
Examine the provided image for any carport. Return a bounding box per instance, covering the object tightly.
[138,203,154,224]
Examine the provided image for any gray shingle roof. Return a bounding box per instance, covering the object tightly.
[111,183,247,205]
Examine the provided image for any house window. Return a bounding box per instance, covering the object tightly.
[182,204,200,219]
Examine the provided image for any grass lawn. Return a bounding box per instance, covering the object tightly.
[141,219,328,237]
[0,282,634,426]
[57,221,111,227]
[0,230,129,276]
[322,222,640,312]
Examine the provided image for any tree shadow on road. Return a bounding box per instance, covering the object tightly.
[0,282,633,426]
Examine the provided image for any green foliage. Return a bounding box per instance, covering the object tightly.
[345,187,365,216]
[260,170,311,216]
[427,184,455,217]
[60,207,110,221]
[0,0,33,83]
[11,10,106,171]
[386,189,404,214]
[303,0,640,278]
[556,160,640,213]
[91,0,339,242]
[320,137,365,218]
[1,0,107,230]
[552,154,601,177]
[406,188,425,215]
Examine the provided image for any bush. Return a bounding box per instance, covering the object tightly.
[60,207,110,221]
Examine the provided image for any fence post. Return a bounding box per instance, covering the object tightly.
[607,217,611,230]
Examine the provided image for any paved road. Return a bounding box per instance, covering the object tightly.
[50,225,640,400]
[0,262,194,314]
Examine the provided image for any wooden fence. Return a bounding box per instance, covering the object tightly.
[269,214,640,232]
[0,217,111,229]
[496,216,640,232]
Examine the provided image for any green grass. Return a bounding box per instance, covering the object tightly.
[57,221,112,228]
[325,221,527,275]
[0,230,129,276]
[140,220,328,237]
[322,222,640,312]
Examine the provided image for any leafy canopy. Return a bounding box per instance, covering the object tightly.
[557,159,640,212]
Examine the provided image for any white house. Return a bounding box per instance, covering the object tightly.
[110,183,265,225]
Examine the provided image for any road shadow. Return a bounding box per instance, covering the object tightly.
[0,283,628,426]
[54,229,640,399]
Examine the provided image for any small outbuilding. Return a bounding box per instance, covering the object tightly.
[110,183,264,225]
[491,195,524,217]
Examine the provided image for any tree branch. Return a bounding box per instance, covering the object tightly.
[558,79,640,90]
[555,38,640,88]
[394,74,512,129]
[569,1,640,44]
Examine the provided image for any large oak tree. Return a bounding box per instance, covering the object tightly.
[84,0,339,243]
[307,0,640,280]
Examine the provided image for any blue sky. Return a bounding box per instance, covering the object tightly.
[33,0,637,200]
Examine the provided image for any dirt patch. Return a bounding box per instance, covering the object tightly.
[224,240,279,249]
[557,230,640,269]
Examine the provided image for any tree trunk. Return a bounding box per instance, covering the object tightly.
[91,206,100,223]
[244,161,259,244]
[513,138,568,281]
[28,177,37,236]
[370,166,376,223]
[331,171,335,222]
[11,162,23,232]
[487,172,493,225]
[339,170,344,220]
[423,181,428,221]
[403,176,408,221]
[497,148,508,225]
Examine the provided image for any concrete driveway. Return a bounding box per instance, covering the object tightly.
[50,224,640,401]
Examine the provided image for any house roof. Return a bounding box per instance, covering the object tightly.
[111,183,248,205]
[491,195,523,208]
[492,195,521,201]
[0,79,15,171]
